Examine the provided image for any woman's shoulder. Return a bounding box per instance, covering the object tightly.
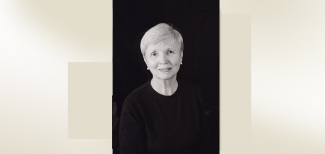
[178,79,206,109]
[178,79,204,100]
[124,80,150,104]
[178,79,202,91]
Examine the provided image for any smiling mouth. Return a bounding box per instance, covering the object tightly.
[159,68,172,72]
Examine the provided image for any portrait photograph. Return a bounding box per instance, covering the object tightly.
[112,0,219,153]
[2,1,325,154]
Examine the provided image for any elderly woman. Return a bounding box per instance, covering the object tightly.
[119,23,209,154]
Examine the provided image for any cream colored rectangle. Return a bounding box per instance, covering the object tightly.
[67,139,112,154]
[68,62,112,139]
[220,14,251,149]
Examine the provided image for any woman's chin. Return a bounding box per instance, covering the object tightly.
[154,74,177,81]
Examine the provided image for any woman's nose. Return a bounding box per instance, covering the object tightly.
[159,54,168,64]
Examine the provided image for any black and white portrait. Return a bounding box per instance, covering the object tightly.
[112,1,219,153]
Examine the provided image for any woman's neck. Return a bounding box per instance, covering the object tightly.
[151,77,178,96]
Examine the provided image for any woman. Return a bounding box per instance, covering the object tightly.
[119,23,209,154]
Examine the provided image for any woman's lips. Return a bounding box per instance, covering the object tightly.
[158,67,171,72]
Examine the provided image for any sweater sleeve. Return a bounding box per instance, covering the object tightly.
[198,88,210,154]
[119,100,147,154]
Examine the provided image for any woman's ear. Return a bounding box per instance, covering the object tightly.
[181,52,183,63]
[143,55,148,66]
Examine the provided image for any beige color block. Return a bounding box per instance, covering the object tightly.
[220,14,251,149]
[67,139,112,154]
[14,0,112,62]
[68,62,112,139]
[1,0,113,153]
[220,1,325,154]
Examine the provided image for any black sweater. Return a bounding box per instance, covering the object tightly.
[119,79,209,154]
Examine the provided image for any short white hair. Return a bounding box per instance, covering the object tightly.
[140,23,184,55]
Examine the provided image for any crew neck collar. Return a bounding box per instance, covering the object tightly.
[147,79,180,100]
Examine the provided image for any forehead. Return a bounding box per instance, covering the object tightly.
[147,40,180,51]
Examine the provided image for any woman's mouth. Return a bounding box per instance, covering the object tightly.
[159,68,172,72]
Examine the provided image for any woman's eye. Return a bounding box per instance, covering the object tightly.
[151,52,157,56]
[168,50,174,54]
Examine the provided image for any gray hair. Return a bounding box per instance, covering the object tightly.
[140,23,184,55]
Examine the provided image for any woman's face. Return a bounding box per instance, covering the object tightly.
[143,41,183,81]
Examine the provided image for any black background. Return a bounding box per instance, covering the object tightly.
[113,0,219,153]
